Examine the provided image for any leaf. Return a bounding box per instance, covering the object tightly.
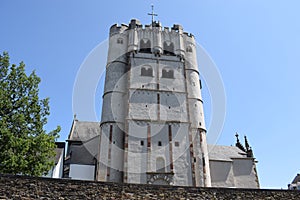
[0,52,60,176]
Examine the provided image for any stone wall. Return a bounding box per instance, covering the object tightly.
[0,174,299,199]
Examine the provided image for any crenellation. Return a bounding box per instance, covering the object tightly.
[110,23,129,36]
[172,24,183,31]
[183,32,189,36]
[110,19,195,42]
[152,21,162,27]
[170,29,178,34]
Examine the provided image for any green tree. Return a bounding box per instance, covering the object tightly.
[0,52,60,176]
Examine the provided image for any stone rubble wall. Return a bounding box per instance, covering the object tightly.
[0,174,299,200]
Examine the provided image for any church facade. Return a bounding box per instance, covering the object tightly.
[64,19,259,188]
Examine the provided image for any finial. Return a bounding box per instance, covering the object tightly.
[235,132,246,152]
[74,113,77,120]
[235,132,239,142]
[244,135,250,151]
[244,135,254,157]
[148,4,158,24]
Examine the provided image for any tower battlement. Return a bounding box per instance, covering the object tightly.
[109,23,129,36]
[109,19,194,38]
[107,19,197,64]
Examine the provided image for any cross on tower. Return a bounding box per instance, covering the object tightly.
[148,5,158,23]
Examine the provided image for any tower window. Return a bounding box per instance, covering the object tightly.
[163,42,175,55]
[139,39,151,53]
[162,68,174,79]
[141,66,153,77]
[158,141,162,146]
[175,141,179,147]
[117,38,123,44]
[186,46,193,53]
[141,141,144,146]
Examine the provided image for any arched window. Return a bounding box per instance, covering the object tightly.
[186,46,193,53]
[141,66,153,77]
[156,157,165,173]
[162,68,174,79]
[117,38,123,44]
[139,39,151,53]
[163,42,175,55]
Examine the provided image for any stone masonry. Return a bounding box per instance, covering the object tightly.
[0,174,299,199]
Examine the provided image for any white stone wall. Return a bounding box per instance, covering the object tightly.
[191,129,205,186]
[232,159,258,188]
[98,124,109,181]
[209,158,259,188]
[107,25,128,64]
[159,59,185,92]
[109,124,124,182]
[171,123,193,186]
[129,61,157,90]
[160,92,188,122]
[127,121,148,184]
[210,160,235,187]
[52,152,64,178]
[148,124,170,173]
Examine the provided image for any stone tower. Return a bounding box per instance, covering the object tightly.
[97,19,211,187]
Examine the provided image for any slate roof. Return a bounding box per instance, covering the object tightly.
[53,142,65,164]
[208,144,248,162]
[54,148,64,164]
[68,120,100,141]
[66,120,100,165]
[68,136,100,165]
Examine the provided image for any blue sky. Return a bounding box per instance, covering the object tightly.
[1,0,300,189]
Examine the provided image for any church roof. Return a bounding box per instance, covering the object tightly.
[66,120,100,165]
[67,136,100,165]
[53,142,65,164]
[54,148,64,164]
[68,120,100,141]
[208,144,248,162]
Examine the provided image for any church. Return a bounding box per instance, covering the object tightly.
[63,18,260,188]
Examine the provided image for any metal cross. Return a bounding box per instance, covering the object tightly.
[148,5,158,23]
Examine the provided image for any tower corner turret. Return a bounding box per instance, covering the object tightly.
[109,23,129,36]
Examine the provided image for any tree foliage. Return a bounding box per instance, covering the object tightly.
[0,52,60,176]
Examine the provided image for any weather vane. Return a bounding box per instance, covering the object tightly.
[148,5,158,23]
